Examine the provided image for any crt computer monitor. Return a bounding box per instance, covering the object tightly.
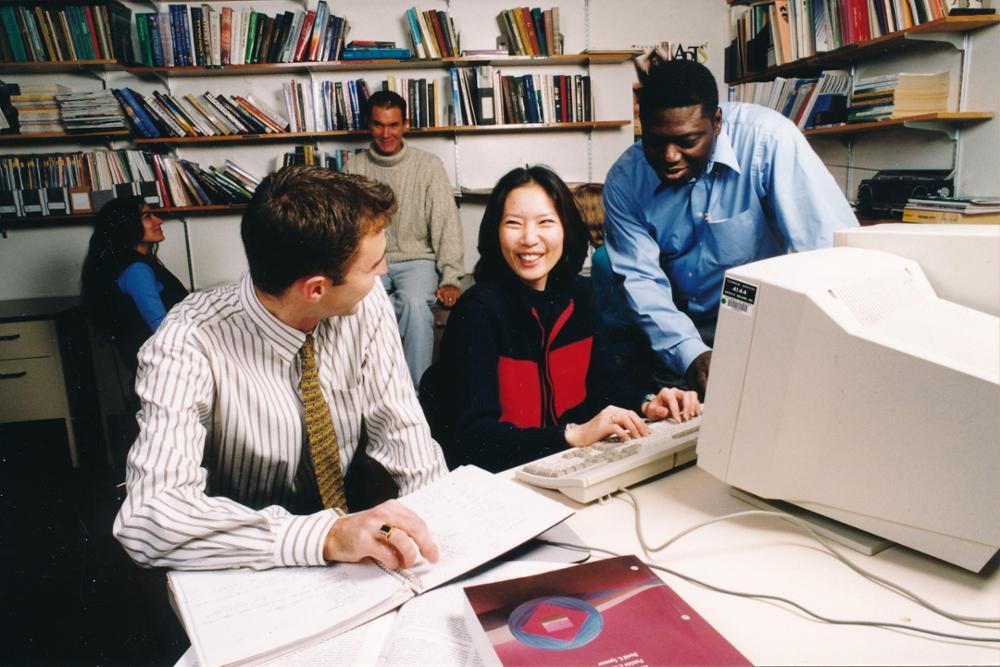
[697,231,1000,573]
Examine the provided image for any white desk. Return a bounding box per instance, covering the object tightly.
[174,465,1000,667]
[525,465,1000,666]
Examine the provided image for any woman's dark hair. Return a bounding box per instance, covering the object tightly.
[474,165,589,291]
[81,196,149,330]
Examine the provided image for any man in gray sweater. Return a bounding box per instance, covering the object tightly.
[346,90,465,390]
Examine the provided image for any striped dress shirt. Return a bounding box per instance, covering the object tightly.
[113,274,447,570]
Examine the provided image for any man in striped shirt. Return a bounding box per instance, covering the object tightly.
[113,166,448,571]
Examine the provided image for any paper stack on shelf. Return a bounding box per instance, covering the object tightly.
[56,89,127,132]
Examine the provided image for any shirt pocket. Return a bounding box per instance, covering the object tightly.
[703,208,759,269]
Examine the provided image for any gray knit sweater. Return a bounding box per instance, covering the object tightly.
[345,142,464,288]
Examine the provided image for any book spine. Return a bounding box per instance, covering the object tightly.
[220,7,232,65]
[293,11,315,62]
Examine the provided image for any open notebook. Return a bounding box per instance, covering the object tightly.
[167,466,574,666]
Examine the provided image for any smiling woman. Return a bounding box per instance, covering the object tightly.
[81,196,189,375]
[422,165,700,474]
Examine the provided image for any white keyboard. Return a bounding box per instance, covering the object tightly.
[515,415,702,503]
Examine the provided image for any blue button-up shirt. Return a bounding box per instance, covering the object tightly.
[603,102,858,375]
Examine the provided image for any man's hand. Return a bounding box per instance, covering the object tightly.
[435,284,461,308]
[685,350,712,400]
[323,499,439,570]
[642,387,701,422]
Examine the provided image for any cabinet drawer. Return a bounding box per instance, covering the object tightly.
[0,356,70,423]
[0,320,57,360]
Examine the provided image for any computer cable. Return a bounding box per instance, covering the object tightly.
[615,487,1000,626]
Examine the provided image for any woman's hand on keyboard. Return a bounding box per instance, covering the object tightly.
[642,387,702,423]
[564,406,650,448]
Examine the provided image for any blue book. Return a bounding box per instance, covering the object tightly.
[114,88,161,138]
[347,80,360,129]
[340,47,412,60]
[522,75,539,124]
[405,8,423,57]
[147,14,164,66]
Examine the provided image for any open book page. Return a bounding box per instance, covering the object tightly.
[173,613,396,667]
[375,560,559,667]
[398,465,574,592]
[169,561,412,666]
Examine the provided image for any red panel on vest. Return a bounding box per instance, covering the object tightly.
[498,356,542,427]
[549,336,592,417]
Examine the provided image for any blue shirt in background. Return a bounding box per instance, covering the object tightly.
[118,261,168,331]
[603,101,858,375]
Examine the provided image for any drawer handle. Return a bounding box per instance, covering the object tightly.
[0,333,21,342]
[0,370,27,380]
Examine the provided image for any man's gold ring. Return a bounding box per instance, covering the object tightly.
[379,523,394,541]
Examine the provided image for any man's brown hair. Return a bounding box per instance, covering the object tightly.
[242,165,396,295]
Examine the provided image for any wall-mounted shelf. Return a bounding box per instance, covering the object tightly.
[727,15,999,84]
[123,52,636,78]
[0,59,123,74]
[803,112,993,138]
[0,204,248,227]
[132,120,630,146]
[0,130,131,144]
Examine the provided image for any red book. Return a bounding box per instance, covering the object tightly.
[463,555,752,667]
[220,7,232,65]
[559,75,569,123]
[848,0,871,44]
[519,7,542,56]
[83,6,101,59]
[426,10,449,58]
[293,10,315,62]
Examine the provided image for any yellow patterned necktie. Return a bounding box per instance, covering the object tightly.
[299,332,347,511]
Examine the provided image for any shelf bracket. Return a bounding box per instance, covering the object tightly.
[902,120,959,139]
[904,31,966,51]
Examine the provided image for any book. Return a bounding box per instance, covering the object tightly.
[902,208,1000,224]
[167,465,573,667]
[463,555,752,667]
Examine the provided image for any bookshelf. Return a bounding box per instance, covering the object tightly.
[802,111,993,137]
[0,0,652,299]
[727,15,1000,85]
[725,2,999,210]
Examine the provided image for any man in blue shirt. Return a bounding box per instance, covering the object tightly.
[603,60,857,396]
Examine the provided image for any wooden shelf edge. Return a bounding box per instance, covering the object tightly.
[726,15,999,84]
[124,52,634,77]
[803,111,993,136]
[0,204,248,226]
[0,59,122,72]
[1,130,131,143]
[133,121,630,145]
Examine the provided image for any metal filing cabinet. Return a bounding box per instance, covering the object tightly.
[0,301,78,467]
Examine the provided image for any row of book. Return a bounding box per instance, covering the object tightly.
[729,71,850,129]
[902,195,1000,224]
[451,67,593,126]
[133,2,349,68]
[404,7,460,59]
[726,0,954,81]
[0,150,257,218]
[848,71,950,122]
[0,83,127,135]
[729,68,952,129]
[280,145,363,173]
[495,7,563,56]
[113,87,289,140]
[0,3,133,64]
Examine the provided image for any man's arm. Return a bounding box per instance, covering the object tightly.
[760,119,858,250]
[602,167,710,378]
[360,284,448,494]
[423,154,465,291]
[113,321,339,570]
